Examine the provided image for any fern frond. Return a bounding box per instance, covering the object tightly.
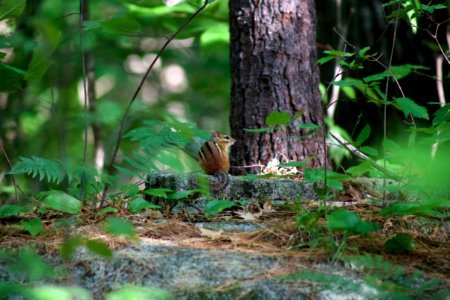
[8,156,66,184]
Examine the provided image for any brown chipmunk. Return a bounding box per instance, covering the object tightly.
[198,131,235,191]
[198,131,235,174]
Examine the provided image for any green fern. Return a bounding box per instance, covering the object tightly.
[8,156,66,184]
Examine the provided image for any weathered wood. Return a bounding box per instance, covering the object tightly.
[145,172,319,202]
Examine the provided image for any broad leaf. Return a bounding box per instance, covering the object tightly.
[204,199,236,217]
[326,210,361,231]
[266,111,291,126]
[355,124,371,145]
[394,97,429,120]
[200,23,229,46]
[20,218,43,237]
[128,198,160,213]
[104,217,136,238]
[384,233,415,254]
[43,191,82,214]
[0,0,26,20]
[85,239,113,259]
[106,285,173,300]
[0,204,27,218]
[346,160,372,177]
[243,127,274,133]
[101,17,142,35]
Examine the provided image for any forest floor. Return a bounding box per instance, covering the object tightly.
[0,194,449,299]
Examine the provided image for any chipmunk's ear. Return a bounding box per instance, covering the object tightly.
[211,130,220,137]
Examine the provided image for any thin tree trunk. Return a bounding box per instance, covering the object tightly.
[229,0,329,174]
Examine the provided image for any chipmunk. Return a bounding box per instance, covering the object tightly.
[198,131,235,191]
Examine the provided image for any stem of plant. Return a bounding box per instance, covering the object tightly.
[99,0,211,208]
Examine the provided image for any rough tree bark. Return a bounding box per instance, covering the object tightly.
[229,0,329,173]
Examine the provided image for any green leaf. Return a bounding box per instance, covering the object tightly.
[8,156,66,184]
[331,79,365,88]
[0,204,27,218]
[104,217,136,238]
[354,221,380,235]
[97,207,119,215]
[167,190,199,200]
[295,212,320,228]
[128,198,160,213]
[20,218,43,237]
[106,285,173,300]
[346,160,372,177]
[304,168,346,190]
[101,17,142,35]
[394,97,429,120]
[200,23,229,46]
[326,209,361,232]
[380,198,449,217]
[327,210,379,235]
[266,111,291,126]
[142,188,172,198]
[317,55,335,65]
[363,72,388,83]
[0,63,25,93]
[85,239,113,259]
[15,248,55,280]
[360,146,378,156]
[25,21,61,81]
[204,199,236,217]
[243,127,274,133]
[432,103,450,126]
[355,125,370,145]
[299,122,321,129]
[60,236,84,260]
[0,0,26,20]
[30,286,92,300]
[279,161,307,168]
[43,191,82,214]
[384,233,415,254]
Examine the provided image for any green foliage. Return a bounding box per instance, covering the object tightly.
[8,156,66,184]
[384,233,415,254]
[326,209,379,235]
[0,204,28,218]
[128,197,160,213]
[342,254,447,299]
[265,111,291,126]
[394,97,429,120]
[304,168,348,191]
[204,199,236,216]
[39,190,83,214]
[85,239,113,259]
[0,247,56,281]
[20,218,43,236]
[0,0,26,20]
[380,198,449,218]
[29,286,92,300]
[106,285,173,300]
[104,217,136,238]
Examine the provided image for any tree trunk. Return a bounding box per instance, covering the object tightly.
[229,0,329,174]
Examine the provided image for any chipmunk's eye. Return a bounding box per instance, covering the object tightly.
[224,135,230,140]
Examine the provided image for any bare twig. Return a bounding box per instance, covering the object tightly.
[80,0,89,202]
[382,4,401,206]
[99,0,211,208]
[329,132,403,181]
